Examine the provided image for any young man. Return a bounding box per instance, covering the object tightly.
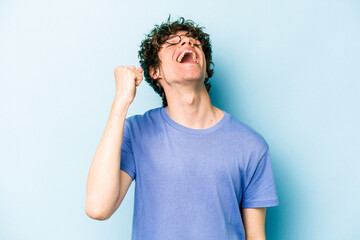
[85,17,279,240]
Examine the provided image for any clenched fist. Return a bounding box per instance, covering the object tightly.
[113,66,144,105]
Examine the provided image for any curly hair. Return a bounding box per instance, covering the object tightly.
[138,16,214,107]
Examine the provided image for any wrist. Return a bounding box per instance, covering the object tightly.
[113,96,132,108]
[111,98,131,115]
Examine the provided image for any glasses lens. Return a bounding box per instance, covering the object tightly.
[166,35,180,44]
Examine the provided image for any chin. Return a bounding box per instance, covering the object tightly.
[181,70,205,80]
[182,74,203,81]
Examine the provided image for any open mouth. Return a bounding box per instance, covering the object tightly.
[177,50,197,63]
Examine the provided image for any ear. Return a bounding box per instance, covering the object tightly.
[150,67,161,80]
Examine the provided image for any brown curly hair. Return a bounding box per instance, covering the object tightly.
[138,16,214,107]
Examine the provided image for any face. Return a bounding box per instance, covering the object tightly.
[152,31,208,88]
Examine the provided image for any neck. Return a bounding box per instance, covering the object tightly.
[164,82,224,129]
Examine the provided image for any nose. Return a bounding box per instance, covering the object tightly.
[180,36,194,47]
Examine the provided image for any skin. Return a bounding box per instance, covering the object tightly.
[242,208,267,240]
[85,30,267,238]
[85,66,142,220]
[151,30,223,129]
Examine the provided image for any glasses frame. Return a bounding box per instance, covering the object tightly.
[165,34,201,47]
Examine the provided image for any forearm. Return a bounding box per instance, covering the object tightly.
[242,208,267,240]
[85,99,130,219]
[246,236,266,240]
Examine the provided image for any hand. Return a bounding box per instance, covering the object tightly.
[113,66,143,105]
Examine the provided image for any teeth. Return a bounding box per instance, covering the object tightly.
[177,50,197,63]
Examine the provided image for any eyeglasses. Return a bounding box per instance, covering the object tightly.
[165,34,201,47]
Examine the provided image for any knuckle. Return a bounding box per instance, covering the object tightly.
[114,66,124,72]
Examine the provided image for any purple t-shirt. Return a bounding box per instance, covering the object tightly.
[120,107,279,240]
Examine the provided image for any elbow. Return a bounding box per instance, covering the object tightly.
[85,209,110,221]
[85,202,112,220]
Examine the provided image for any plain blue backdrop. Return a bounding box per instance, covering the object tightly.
[1,0,359,239]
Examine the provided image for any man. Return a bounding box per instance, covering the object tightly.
[85,17,279,240]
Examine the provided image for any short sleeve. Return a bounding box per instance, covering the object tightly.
[120,119,136,180]
[241,148,279,208]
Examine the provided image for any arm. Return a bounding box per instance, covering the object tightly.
[241,207,267,240]
[85,66,143,220]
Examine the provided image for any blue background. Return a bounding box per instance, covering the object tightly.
[1,0,359,239]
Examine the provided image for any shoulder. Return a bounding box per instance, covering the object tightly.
[125,107,162,124]
[124,107,163,135]
[225,113,269,153]
[222,114,272,172]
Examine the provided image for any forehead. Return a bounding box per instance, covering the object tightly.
[167,30,190,38]
[172,30,189,35]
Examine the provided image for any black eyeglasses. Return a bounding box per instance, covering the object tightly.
[165,34,201,47]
